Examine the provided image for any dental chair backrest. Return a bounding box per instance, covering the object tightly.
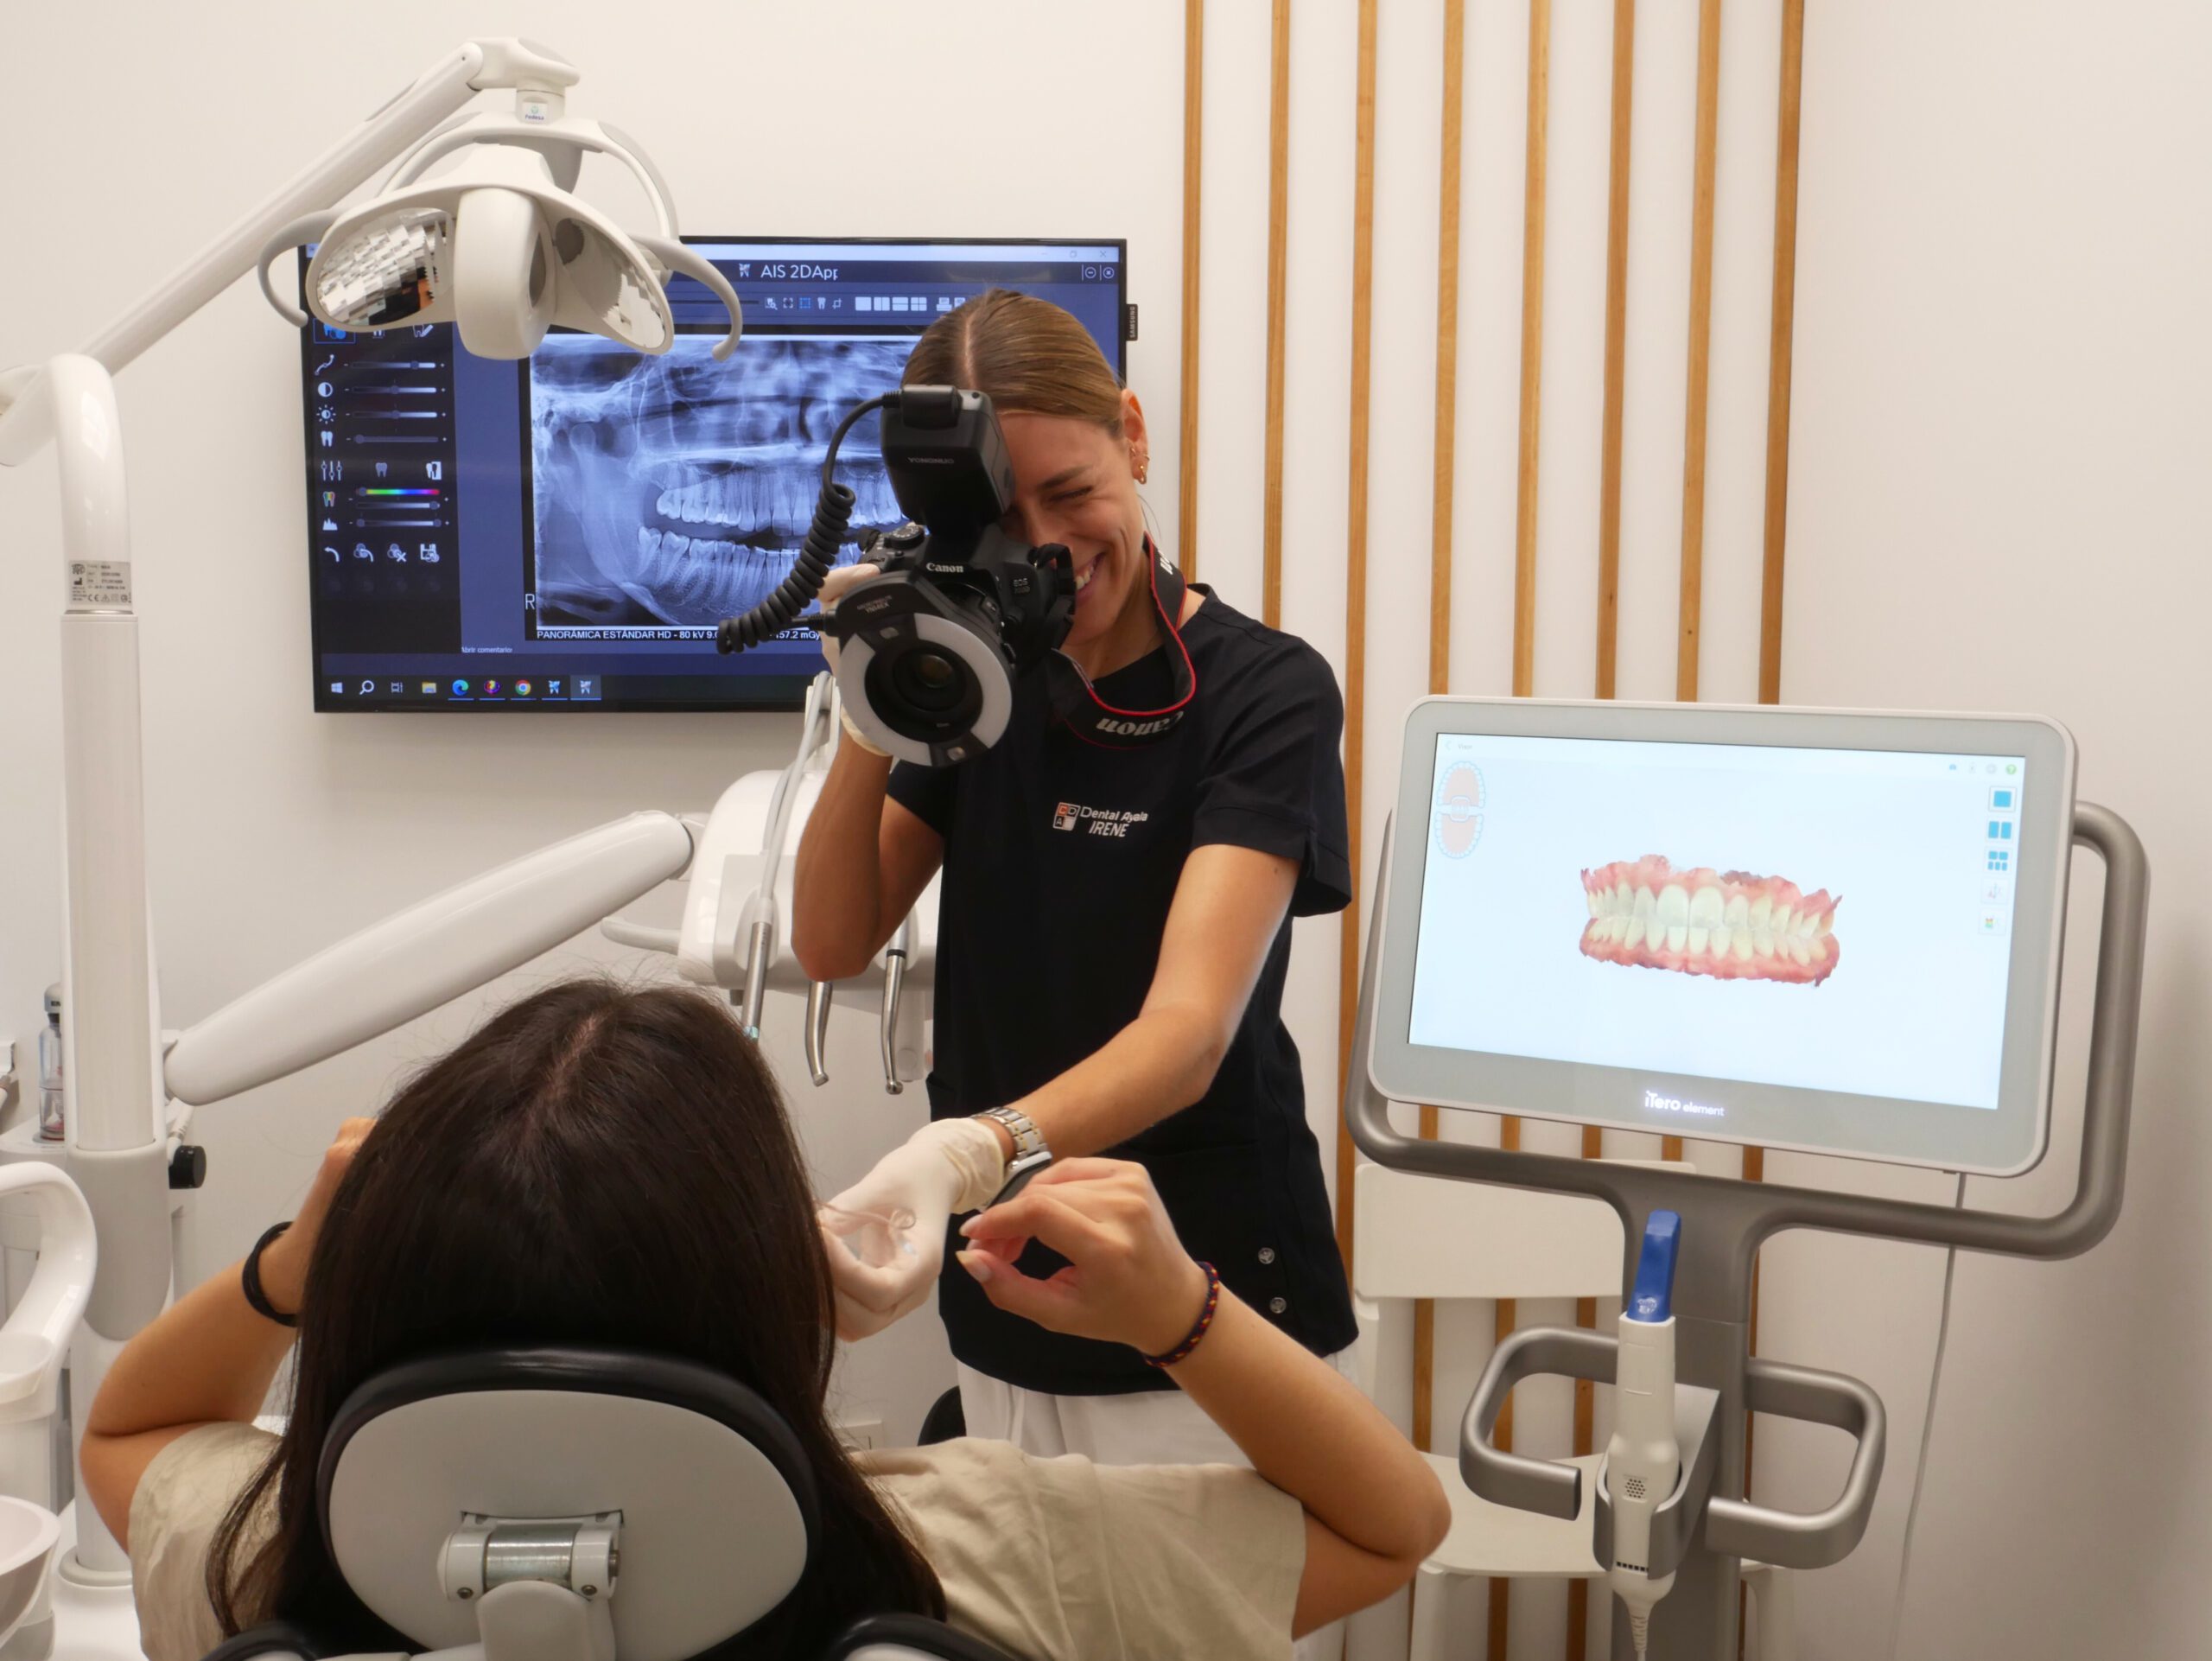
[200,1346,1019,1661]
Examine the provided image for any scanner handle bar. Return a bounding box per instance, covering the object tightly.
[1458,1327,1614,1522]
[1701,1358,1886,1569]
[1461,1327,1888,1574]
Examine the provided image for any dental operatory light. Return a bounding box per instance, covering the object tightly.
[253,39,742,361]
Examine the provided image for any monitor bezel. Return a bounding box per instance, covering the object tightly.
[304,234,1128,715]
[1368,697,2077,1177]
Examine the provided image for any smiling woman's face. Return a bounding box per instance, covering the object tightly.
[997,391,1152,664]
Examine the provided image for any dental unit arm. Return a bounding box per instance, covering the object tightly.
[607,671,938,1092]
[1610,1212,1683,1658]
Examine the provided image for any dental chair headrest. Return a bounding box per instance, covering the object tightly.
[319,1346,816,1661]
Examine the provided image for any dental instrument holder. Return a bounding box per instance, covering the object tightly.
[1344,802,2146,1660]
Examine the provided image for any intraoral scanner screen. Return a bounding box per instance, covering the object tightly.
[300,238,1126,713]
[1370,702,2076,1175]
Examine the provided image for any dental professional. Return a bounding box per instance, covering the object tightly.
[793,290,1357,1472]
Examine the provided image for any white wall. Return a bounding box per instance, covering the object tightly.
[3,2,2207,1656]
[0,0,1191,1448]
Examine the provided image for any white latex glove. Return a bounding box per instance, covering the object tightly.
[816,561,887,757]
[821,1117,1007,1340]
[813,560,881,677]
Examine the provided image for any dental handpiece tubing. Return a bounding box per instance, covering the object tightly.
[1609,1210,1683,1654]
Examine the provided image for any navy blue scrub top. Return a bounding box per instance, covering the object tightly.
[888,585,1357,1394]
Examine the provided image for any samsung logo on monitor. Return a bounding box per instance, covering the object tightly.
[1643,1089,1726,1119]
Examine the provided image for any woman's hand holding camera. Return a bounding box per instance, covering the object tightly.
[956,1160,1213,1357]
[812,561,880,678]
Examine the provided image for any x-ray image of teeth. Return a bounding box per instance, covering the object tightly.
[528,334,912,632]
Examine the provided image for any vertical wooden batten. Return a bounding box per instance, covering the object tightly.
[1760,0,1806,704]
[1262,0,1293,630]
[1744,9,1805,1645]
[1410,0,1468,1460]
[1176,0,1205,582]
[1334,0,1380,1276]
[1575,7,1637,1652]
[1595,0,1637,705]
[1511,0,1553,706]
[1676,0,1725,704]
[1494,7,1551,1653]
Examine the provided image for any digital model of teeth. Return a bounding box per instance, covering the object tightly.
[1579,856,1840,984]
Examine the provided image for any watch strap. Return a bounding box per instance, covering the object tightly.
[975,1105,1046,1161]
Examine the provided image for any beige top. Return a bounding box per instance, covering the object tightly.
[130,1422,1306,1661]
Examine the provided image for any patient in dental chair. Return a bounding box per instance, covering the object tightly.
[77,981,1447,1661]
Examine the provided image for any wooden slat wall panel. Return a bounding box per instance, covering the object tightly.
[1575,8,1639,1652]
[1595,0,1637,707]
[1512,0,1554,708]
[1761,0,1806,704]
[1274,3,1811,1651]
[1744,13,1804,1648]
[1677,0,1726,703]
[1332,0,1379,1276]
[1411,0,1468,1459]
[1494,7,1553,1650]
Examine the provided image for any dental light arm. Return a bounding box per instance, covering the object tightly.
[0,41,508,444]
[1609,1212,1684,1658]
[163,812,694,1106]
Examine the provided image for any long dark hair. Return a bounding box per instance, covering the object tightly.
[207,979,943,1654]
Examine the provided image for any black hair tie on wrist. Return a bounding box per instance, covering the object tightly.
[241,1220,298,1328]
[1140,1262,1222,1369]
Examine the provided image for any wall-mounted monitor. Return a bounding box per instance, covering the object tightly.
[298,237,1128,711]
[1369,698,2076,1176]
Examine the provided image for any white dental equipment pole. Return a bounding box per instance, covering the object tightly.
[740,674,834,1042]
[0,38,737,1594]
[1609,1212,1684,1658]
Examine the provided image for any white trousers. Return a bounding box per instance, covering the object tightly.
[957,1361,1349,1661]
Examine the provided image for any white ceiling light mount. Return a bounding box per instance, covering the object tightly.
[254,41,741,360]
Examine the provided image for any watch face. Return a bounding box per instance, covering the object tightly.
[993,1153,1054,1206]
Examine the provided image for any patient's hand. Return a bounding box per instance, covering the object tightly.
[257,1116,375,1316]
[956,1160,1213,1356]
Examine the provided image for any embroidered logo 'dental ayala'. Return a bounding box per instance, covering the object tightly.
[1052,801,1152,838]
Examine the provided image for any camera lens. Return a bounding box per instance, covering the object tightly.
[867,636,988,745]
[894,649,963,710]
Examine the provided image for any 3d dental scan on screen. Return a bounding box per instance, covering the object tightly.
[303,239,1128,710]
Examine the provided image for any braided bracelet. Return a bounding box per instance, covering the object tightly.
[1140,1262,1222,1369]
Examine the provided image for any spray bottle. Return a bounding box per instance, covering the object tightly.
[1608,1209,1683,1658]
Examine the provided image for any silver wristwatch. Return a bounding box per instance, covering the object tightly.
[974,1104,1048,1161]
[975,1107,1053,1207]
